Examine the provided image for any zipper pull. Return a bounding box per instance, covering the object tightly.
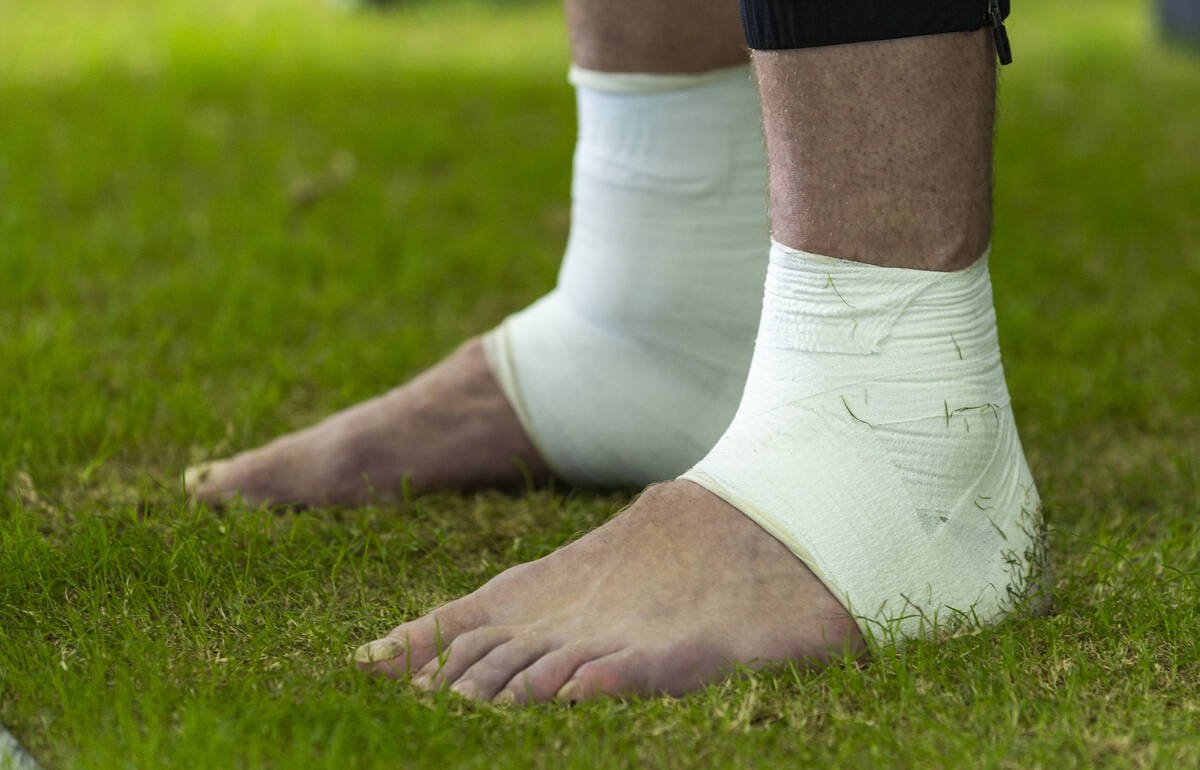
[987,0,1013,65]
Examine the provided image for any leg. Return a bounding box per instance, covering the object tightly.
[756,32,995,270]
[353,6,1044,702]
[187,0,765,506]
[565,0,745,72]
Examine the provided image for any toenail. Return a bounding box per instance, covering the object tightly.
[411,674,432,690]
[450,681,478,699]
[183,464,211,490]
[493,690,516,706]
[555,681,582,702]
[352,637,405,664]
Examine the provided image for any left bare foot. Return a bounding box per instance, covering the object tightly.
[185,339,550,507]
[352,480,864,703]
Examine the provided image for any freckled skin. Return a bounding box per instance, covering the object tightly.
[564,0,747,73]
[757,31,996,272]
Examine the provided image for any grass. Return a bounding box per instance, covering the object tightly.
[1,0,1198,766]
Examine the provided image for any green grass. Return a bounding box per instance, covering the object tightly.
[1,0,1198,766]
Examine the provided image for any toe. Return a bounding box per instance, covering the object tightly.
[449,635,557,702]
[185,446,308,508]
[555,649,651,703]
[182,462,211,495]
[184,460,231,502]
[493,640,618,705]
[353,602,480,678]
[411,625,513,691]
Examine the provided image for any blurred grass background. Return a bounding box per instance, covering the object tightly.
[1,0,1198,767]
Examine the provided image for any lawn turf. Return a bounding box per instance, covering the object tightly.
[1,0,1199,767]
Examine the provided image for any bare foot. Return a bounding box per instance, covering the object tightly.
[352,480,864,703]
[185,339,551,507]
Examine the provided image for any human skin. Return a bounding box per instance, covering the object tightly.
[185,339,551,507]
[184,1,753,509]
[351,10,1001,702]
[755,30,996,271]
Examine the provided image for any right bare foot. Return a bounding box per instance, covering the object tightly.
[185,339,551,507]
[352,480,864,703]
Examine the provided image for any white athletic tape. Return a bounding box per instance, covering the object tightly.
[681,241,1045,643]
[0,723,39,770]
[484,65,768,486]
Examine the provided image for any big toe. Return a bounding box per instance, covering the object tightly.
[186,448,308,507]
[352,602,479,679]
[185,459,236,503]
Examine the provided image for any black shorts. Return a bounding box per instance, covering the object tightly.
[740,0,1010,51]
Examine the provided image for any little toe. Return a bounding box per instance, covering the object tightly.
[184,460,233,503]
[555,649,650,703]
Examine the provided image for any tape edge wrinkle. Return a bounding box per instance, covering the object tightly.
[481,322,572,483]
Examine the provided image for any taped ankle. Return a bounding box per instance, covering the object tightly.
[681,241,1046,642]
[484,65,767,487]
